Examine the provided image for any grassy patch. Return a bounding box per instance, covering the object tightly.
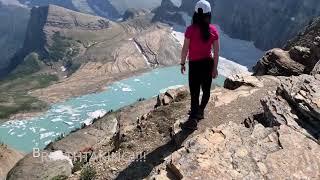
[80,166,96,180]
[0,73,58,119]
[51,175,68,180]
[48,32,80,62]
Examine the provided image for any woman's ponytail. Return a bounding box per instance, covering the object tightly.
[192,8,211,42]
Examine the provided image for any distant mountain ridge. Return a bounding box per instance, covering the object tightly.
[0,2,29,77]
[16,0,163,20]
[155,0,320,50]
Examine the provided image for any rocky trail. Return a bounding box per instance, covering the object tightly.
[5,72,320,180]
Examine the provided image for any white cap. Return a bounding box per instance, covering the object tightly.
[195,0,211,14]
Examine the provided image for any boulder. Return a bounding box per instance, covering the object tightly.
[253,48,305,76]
[0,145,24,180]
[224,73,263,90]
[46,114,119,154]
[155,87,188,108]
[7,150,73,180]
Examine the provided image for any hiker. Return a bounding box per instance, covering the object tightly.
[180,0,219,129]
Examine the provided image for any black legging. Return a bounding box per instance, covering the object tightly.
[188,58,214,116]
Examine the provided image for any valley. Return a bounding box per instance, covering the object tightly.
[0,0,319,179]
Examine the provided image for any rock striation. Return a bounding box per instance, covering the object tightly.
[154,122,320,179]
[261,74,320,139]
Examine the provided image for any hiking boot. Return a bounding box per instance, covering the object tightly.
[181,117,198,130]
[187,109,204,120]
[197,109,204,121]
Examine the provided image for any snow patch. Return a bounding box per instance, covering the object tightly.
[63,121,74,126]
[40,132,55,140]
[133,41,150,66]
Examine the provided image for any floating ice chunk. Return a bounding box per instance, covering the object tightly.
[17,132,26,138]
[40,132,55,140]
[122,87,133,92]
[8,129,14,134]
[48,151,73,166]
[29,127,36,133]
[63,121,73,126]
[39,128,46,132]
[134,79,141,82]
[51,118,63,122]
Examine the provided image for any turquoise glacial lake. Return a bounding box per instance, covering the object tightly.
[0,66,225,153]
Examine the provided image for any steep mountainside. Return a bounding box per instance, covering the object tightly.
[8,5,180,103]
[0,2,29,77]
[156,0,320,50]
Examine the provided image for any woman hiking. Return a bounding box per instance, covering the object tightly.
[180,0,219,129]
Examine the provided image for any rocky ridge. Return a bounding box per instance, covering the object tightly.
[6,70,320,179]
[254,17,320,76]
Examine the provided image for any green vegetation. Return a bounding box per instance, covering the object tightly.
[54,133,65,142]
[51,175,68,180]
[72,160,86,173]
[0,51,59,119]
[48,32,80,63]
[80,166,96,180]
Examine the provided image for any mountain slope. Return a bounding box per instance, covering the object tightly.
[6,5,181,104]
[156,0,320,50]
[0,2,29,77]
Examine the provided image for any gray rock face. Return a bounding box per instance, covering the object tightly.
[0,3,29,76]
[262,75,320,139]
[152,0,186,27]
[254,16,320,76]
[212,0,320,50]
[158,0,320,50]
[253,48,305,76]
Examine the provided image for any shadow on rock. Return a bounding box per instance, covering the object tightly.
[115,127,195,180]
